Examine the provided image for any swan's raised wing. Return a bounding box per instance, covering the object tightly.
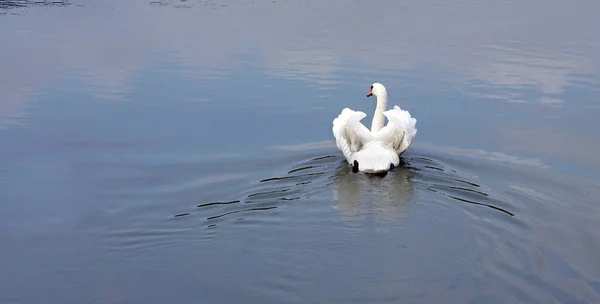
[376,105,417,155]
[332,108,372,163]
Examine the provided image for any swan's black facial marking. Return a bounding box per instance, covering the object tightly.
[352,160,359,173]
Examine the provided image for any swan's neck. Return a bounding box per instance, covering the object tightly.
[371,93,387,132]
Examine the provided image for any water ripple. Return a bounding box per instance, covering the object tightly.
[0,0,71,12]
[171,154,340,223]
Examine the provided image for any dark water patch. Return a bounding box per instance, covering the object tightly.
[408,156,445,167]
[259,172,324,182]
[429,184,489,197]
[412,156,436,163]
[244,187,301,203]
[173,212,190,218]
[0,0,28,9]
[414,169,483,189]
[280,197,300,201]
[147,0,224,9]
[449,193,514,217]
[311,155,336,161]
[422,181,513,216]
[197,200,240,208]
[0,0,71,14]
[288,165,315,174]
[447,177,481,188]
[247,188,292,199]
[206,206,278,220]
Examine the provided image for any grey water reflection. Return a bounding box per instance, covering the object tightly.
[2,0,600,303]
[333,163,416,222]
[2,0,600,127]
[0,0,70,11]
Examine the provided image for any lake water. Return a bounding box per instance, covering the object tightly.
[2,0,600,303]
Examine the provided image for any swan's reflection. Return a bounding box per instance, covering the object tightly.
[332,162,416,222]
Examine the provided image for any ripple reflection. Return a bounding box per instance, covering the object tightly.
[332,161,417,222]
[173,153,339,223]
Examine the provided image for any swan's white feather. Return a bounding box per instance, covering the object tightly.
[377,105,417,155]
[332,108,372,164]
[331,84,417,174]
[352,142,400,173]
[332,106,416,173]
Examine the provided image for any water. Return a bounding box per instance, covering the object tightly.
[2,0,600,303]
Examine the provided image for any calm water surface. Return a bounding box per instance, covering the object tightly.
[2,0,600,303]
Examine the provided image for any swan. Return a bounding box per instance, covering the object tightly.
[332,83,417,174]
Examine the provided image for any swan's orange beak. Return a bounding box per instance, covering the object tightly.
[366,90,373,97]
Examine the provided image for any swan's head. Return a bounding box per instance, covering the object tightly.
[366,83,387,97]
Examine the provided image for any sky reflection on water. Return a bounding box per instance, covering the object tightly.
[2,1,600,303]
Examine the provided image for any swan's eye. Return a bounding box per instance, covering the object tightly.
[370,85,373,90]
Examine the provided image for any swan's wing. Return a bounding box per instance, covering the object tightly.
[332,108,372,162]
[376,105,417,154]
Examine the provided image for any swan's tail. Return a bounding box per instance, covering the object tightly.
[353,143,399,174]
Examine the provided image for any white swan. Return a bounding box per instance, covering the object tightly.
[332,83,417,174]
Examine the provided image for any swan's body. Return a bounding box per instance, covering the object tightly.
[332,83,417,174]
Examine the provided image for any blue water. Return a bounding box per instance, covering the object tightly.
[2,0,600,303]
